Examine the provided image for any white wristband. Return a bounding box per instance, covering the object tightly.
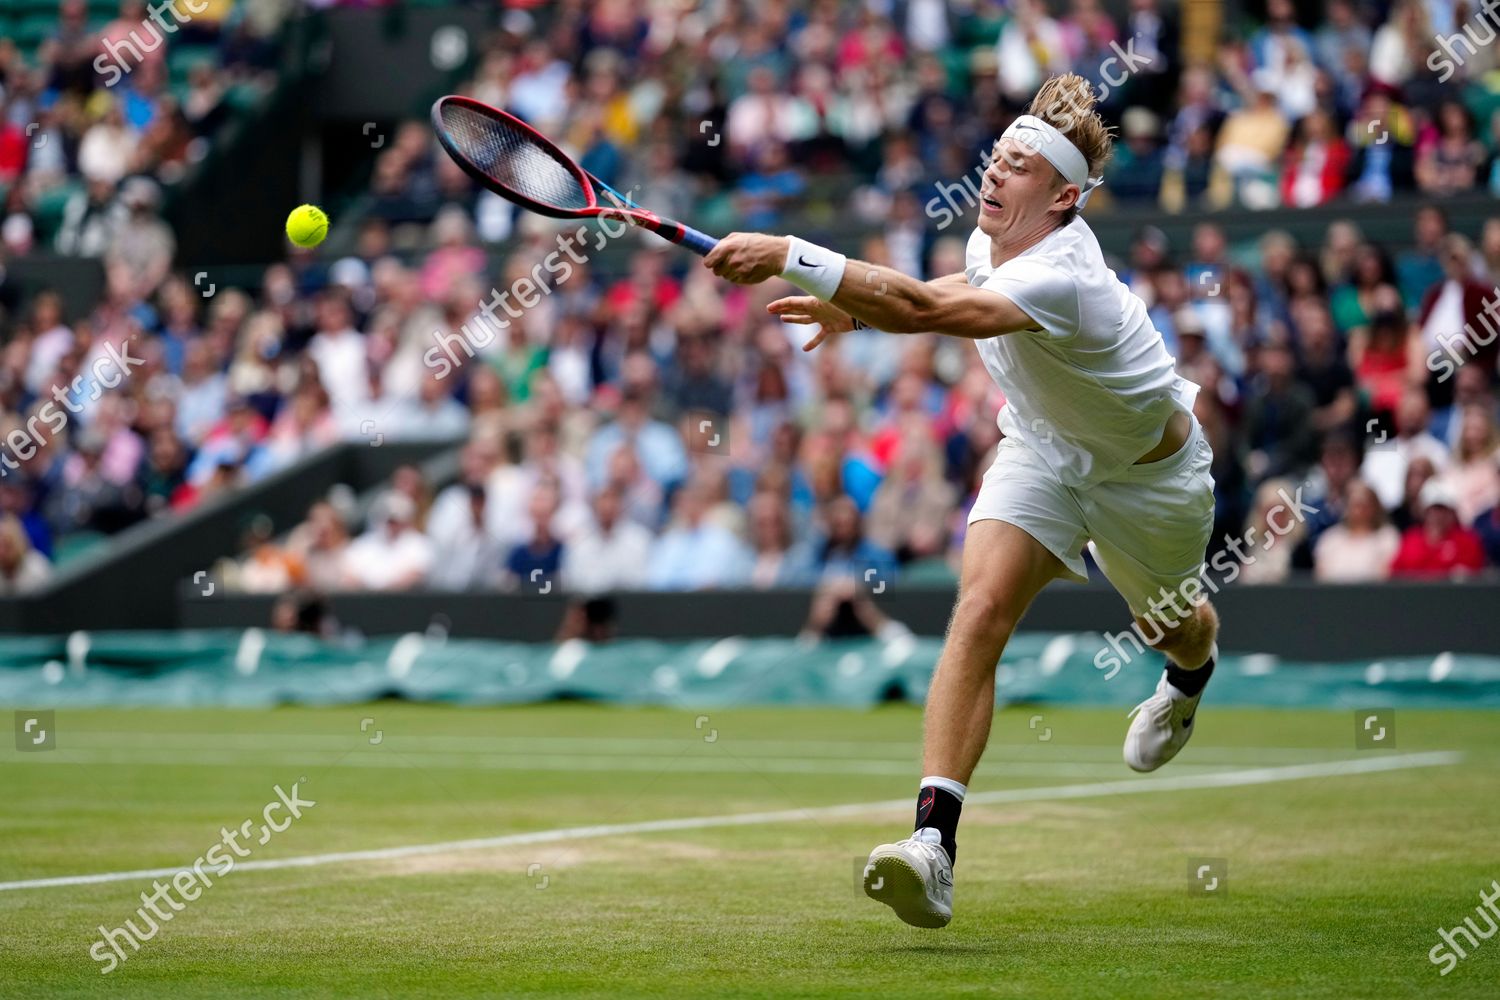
[780,236,847,301]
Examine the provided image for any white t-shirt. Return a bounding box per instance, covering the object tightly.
[965,219,1196,487]
[342,528,434,590]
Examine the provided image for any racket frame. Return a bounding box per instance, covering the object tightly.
[431,95,718,255]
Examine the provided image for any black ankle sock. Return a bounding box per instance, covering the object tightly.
[1165,652,1215,696]
[915,785,962,862]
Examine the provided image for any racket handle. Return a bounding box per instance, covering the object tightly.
[675,226,719,256]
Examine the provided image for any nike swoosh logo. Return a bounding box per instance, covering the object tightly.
[938,871,953,886]
[797,256,822,268]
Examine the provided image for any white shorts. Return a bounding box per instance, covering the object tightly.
[967,417,1216,616]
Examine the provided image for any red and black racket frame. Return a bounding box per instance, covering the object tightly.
[431,95,720,256]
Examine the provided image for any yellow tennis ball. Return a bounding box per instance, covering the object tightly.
[285,204,328,248]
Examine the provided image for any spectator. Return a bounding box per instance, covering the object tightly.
[1441,404,1500,524]
[105,178,174,301]
[175,338,228,443]
[307,292,369,422]
[1391,455,1439,532]
[745,490,815,589]
[1347,88,1415,204]
[505,477,565,592]
[285,501,350,593]
[429,484,506,591]
[586,386,689,492]
[1109,108,1166,202]
[1414,236,1500,403]
[1244,340,1319,481]
[586,439,654,527]
[1333,243,1397,337]
[866,430,956,564]
[1389,479,1487,578]
[234,514,304,593]
[1431,363,1497,450]
[1362,388,1449,510]
[383,371,470,442]
[137,426,189,514]
[1314,481,1400,582]
[1239,478,1306,584]
[645,479,752,590]
[1416,101,1485,197]
[995,0,1069,104]
[1280,109,1350,208]
[1315,0,1373,99]
[1293,305,1358,434]
[799,574,912,642]
[1210,81,1289,209]
[186,396,272,485]
[1368,0,1432,88]
[341,493,433,591]
[0,513,50,594]
[264,383,339,469]
[1301,431,1363,552]
[816,494,897,583]
[269,590,335,638]
[663,332,733,420]
[77,101,138,186]
[1474,500,1500,567]
[1396,205,1448,310]
[1351,303,1411,421]
[561,484,654,594]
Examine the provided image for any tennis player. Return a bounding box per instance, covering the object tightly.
[704,75,1219,929]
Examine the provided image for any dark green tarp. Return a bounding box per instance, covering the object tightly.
[0,631,1495,708]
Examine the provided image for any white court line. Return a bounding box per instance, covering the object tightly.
[35,732,1368,763]
[0,751,1461,893]
[0,748,1241,778]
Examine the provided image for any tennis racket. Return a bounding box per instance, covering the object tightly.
[431,95,719,256]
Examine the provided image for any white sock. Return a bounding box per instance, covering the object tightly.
[919,775,967,802]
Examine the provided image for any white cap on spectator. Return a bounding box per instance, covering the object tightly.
[1,214,33,254]
[1418,479,1459,514]
[330,257,371,289]
[381,493,417,525]
[1174,308,1206,338]
[121,176,161,209]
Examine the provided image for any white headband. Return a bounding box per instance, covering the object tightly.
[1001,114,1104,208]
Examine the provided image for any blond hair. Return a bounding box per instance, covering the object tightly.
[1027,74,1115,221]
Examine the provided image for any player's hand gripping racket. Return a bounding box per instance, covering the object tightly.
[431,96,719,255]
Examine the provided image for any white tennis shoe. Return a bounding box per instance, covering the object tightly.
[1124,671,1205,772]
[863,828,953,928]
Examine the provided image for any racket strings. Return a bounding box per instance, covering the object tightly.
[439,104,591,211]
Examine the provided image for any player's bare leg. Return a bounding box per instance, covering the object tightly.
[921,520,1064,784]
[864,519,1062,928]
[1124,600,1220,772]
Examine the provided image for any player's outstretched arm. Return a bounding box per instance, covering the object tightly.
[706,233,1035,341]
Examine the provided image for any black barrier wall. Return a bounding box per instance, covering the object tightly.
[173,582,1500,661]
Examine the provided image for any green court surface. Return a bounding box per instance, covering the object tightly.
[2,704,1497,998]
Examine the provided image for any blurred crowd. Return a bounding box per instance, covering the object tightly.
[368,0,1500,235]
[201,199,1499,600]
[1,0,1499,598]
[0,0,285,261]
